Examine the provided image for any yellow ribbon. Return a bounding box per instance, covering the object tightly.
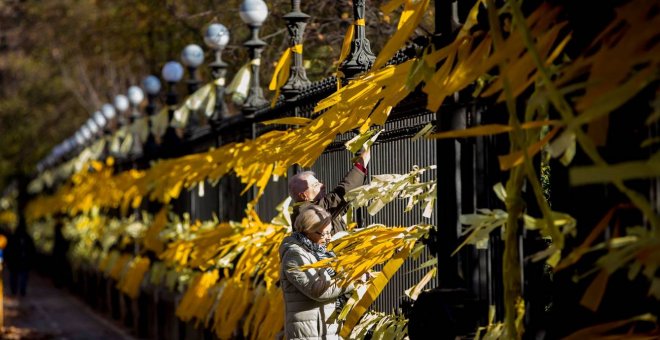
[269,44,303,107]
[226,62,252,104]
[398,1,414,29]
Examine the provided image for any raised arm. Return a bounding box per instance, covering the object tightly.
[319,164,366,211]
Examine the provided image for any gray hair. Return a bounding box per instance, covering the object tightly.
[288,171,316,201]
[294,205,332,233]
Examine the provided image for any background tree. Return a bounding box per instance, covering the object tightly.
[0,0,433,189]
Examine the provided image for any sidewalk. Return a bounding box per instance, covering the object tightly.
[2,272,135,340]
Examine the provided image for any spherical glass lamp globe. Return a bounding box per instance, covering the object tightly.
[114,94,130,112]
[66,138,76,151]
[181,44,205,68]
[128,86,145,106]
[75,131,85,145]
[162,61,184,83]
[52,146,61,158]
[87,119,99,134]
[93,110,107,127]
[240,0,269,26]
[143,75,161,95]
[204,24,230,50]
[102,103,116,120]
[81,125,92,140]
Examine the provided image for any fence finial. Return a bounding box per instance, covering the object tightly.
[339,0,376,80]
[205,23,231,126]
[280,0,311,100]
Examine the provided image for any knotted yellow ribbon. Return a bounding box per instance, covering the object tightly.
[226,62,252,104]
[269,44,303,107]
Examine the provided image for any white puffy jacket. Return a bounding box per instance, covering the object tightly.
[279,235,353,340]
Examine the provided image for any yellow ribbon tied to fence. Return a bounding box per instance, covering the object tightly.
[269,44,303,107]
[226,62,252,105]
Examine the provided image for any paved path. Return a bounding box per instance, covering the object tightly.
[2,272,135,340]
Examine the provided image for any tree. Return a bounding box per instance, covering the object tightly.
[0,0,407,189]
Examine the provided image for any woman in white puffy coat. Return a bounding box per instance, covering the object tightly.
[279,205,354,340]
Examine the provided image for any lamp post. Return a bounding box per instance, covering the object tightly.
[75,131,85,147]
[85,120,100,157]
[142,75,161,117]
[127,86,145,122]
[161,61,184,156]
[86,119,99,138]
[162,61,184,117]
[61,139,73,164]
[113,94,130,160]
[339,0,376,79]
[181,44,204,94]
[114,94,130,127]
[102,101,121,159]
[101,103,117,131]
[240,0,269,113]
[72,132,85,159]
[81,125,92,147]
[141,75,161,161]
[93,110,107,137]
[204,23,230,125]
[181,44,205,134]
[281,0,311,99]
[127,85,145,159]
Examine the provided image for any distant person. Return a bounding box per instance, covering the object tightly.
[5,227,35,296]
[279,205,369,340]
[288,147,370,234]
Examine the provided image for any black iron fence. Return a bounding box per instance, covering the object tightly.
[23,0,660,339]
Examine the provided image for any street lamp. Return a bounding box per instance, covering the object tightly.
[101,103,117,120]
[102,103,116,120]
[181,44,204,94]
[101,103,117,133]
[114,94,130,126]
[141,75,162,159]
[181,44,205,133]
[162,61,184,107]
[93,110,107,129]
[240,0,269,113]
[142,75,161,117]
[127,85,145,159]
[86,119,99,135]
[81,125,92,144]
[281,0,311,99]
[161,61,184,154]
[75,131,85,146]
[127,85,145,121]
[204,23,230,124]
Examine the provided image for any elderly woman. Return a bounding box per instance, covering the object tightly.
[279,205,354,340]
